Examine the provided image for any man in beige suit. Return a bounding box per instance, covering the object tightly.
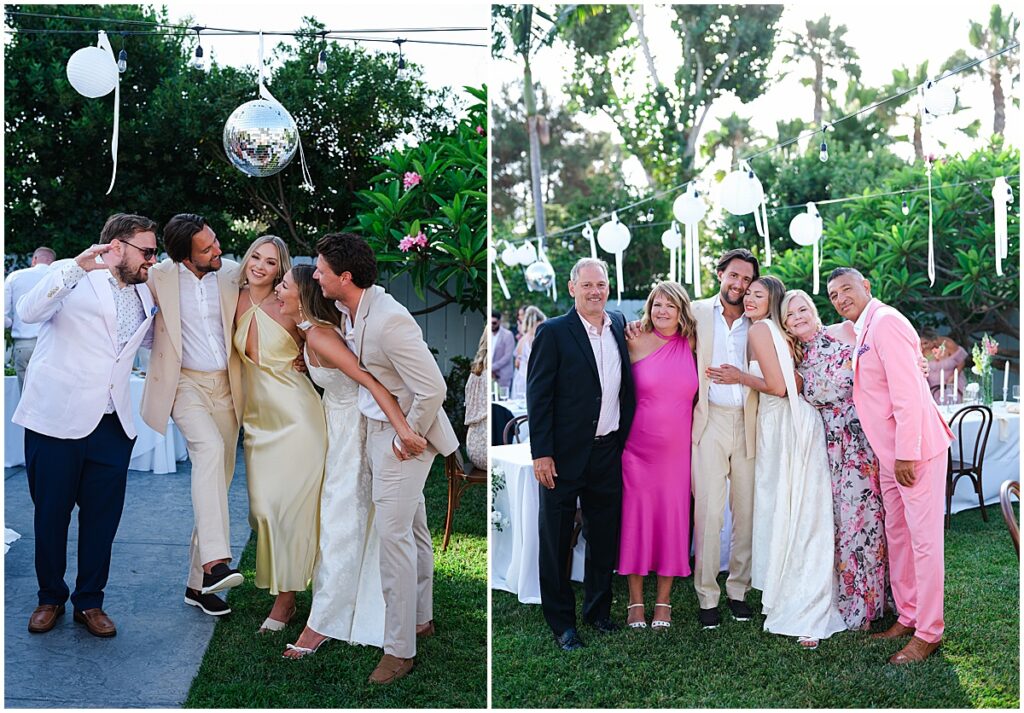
[314,233,458,685]
[140,213,245,617]
[690,248,760,629]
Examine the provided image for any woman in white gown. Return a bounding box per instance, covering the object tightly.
[274,265,428,659]
[708,275,846,648]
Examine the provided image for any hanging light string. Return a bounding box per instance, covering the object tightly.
[498,174,1020,246]
[499,39,1020,247]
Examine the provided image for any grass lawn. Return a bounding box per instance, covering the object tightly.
[492,504,1020,708]
[185,457,486,708]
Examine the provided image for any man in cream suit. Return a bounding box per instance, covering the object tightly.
[314,233,458,685]
[14,213,159,637]
[690,248,760,629]
[828,267,953,664]
[140,213,245,617]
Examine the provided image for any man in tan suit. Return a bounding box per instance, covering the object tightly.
[140,213,245,617]
[314,233,458,685]
[690,248,760,629]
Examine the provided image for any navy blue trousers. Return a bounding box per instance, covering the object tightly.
[25,413,134,611]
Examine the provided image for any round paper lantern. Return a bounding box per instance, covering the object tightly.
[516,241,537,266]
[923,80,956,116]
[673,189,707,224]
[67,46,118,98]
[661,226,681,250]
[597,217,631,253]
[525,261,555,292]
[789,204,823,246]
[223,100,299,177]
[500,245,518,267]
[719,167,765,216]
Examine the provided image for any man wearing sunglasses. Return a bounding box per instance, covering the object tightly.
[14,213,159,638]
[140,213,245,619]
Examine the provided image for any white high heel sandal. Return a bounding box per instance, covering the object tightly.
[627,603,647,629]
[652,603,672,629]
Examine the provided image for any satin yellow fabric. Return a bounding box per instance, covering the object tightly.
[234,304,326,594]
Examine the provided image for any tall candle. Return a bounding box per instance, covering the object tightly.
[1004,361,1010,395]
[953,368,958,402]
[940,368,945,403]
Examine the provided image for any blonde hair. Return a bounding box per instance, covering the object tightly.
[780,288,819,364]
[639,281,696,339]
[239,235,291,289]
[471,325,488,376]
[522,305,547,339]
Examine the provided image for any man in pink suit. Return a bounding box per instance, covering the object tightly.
[827,267,953,665]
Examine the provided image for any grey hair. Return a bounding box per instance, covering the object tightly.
[827,266,866,283]
[570,257,609,282]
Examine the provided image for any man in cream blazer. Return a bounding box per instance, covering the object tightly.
[314,233,458,685]
[139,213,245,617]
[690,249,760,630]
[14,214,159,638]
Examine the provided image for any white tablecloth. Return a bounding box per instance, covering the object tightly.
[4,375,187,473]
[942,403,1020,513]
[493,398,529,441]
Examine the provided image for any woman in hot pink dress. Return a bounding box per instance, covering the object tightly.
[618,281,698,630]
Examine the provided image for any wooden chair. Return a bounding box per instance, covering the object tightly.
[945,405,993,529]
[442,451,486,552]
[1000,480,1019,557]
[502,415,529,445]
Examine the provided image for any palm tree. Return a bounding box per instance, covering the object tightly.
[491,6,559,243]
[781,15,862,127]
[943,5,1019,136]
[701,112,760,168]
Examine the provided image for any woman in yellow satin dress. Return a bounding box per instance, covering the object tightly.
[233,236,326,633]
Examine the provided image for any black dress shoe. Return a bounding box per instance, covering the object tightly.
[185,587,231,616]
[698,607,721,629]
[201,563,244,595]
[555,628,584,651]
[727,598,753,621]
[588,617,620,634]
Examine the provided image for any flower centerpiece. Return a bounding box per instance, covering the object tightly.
[491,466,510,532]
[971,333,999,405]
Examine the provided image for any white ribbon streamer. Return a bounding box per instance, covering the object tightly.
[97,32,119,195]
[257,32,314,190]
[754,199,771,267]
[538,241,557,302]
[668,244,676,285]
[615,250,623,305]
[927,161,935,286]
[813,238,820,295]
[684,222,702,297]
[583,222,596,259]
[993,176,1012,276]
[494,261,510,299]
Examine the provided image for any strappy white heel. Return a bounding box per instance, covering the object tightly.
[652,603,672,629]
[627,603,647,629]
[283,637,330,659]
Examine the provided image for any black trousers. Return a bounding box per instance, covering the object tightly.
[25,413,135,611]
[537,439,622,636]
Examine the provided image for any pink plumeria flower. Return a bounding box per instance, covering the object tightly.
[476,125,485,135]
[399,231,428,253]
[402,171,421,190]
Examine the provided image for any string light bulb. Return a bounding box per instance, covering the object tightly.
[818,125,829,162]
[316,32,328,75]
[191,27,205,71]
[117,48,127,73]
[901,198,909,215]
[646,208,654,222]
[394,38,406,74]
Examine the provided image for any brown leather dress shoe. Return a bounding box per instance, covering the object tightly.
[73,608,117,637]
[870,621,916,640]
[368,654,414,684]
[28,604,65,633]
[416,620,435,638]
[889,636,941,664]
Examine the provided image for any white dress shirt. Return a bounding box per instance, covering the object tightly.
[578,311,621,436]
[708,295,749,407]
[4,264,51,338]
[178,263,228,372]
[336,293,389,422]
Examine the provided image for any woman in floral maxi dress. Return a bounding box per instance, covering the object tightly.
[782,290,888,630]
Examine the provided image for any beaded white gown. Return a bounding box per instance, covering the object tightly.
[749,319,847,641]
[305,341,385,647]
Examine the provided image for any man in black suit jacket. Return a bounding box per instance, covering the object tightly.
[527,257,636,651]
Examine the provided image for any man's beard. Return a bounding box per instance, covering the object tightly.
[115,262,147,285]
[193,258,221,274]
[720,287,744,306]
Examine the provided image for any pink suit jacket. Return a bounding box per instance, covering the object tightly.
[851,299,952,469]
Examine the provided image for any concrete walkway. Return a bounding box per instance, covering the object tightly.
[4,450,250,708]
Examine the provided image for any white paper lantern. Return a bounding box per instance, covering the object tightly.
[596,214,631,253]
[500,244,518,267]
[923,80,957,116]
[67,46,118,98]
[789,203,823,246]
[673,189,707,224]
[719,163,765,216]
[516,241,537,266]
[661,225,682,250]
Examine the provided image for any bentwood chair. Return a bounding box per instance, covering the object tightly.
[1000,480,1019,557]
[502,415,529,445]
[442,450,487,552]
[945,405,993,529]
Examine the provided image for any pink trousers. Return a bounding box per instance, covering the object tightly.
[879,452,946,643]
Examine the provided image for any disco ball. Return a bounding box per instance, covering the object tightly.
[525,261,555,292]
[223,100,299,178]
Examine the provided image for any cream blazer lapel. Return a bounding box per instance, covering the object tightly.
[352,286,380,363]
[217,263,239,352]
[153,261,183,358]
[86,269,119,351]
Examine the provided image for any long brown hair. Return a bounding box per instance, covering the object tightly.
[292,264,341,329]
